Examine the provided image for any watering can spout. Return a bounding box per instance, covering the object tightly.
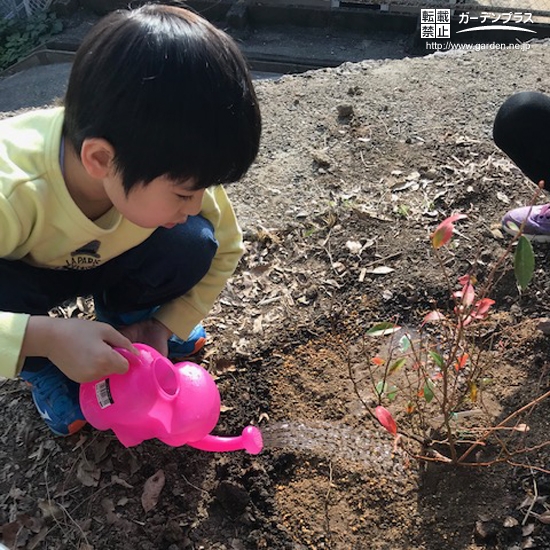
[186,426,263,455]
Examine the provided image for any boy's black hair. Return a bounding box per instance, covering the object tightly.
[63,3,261,193]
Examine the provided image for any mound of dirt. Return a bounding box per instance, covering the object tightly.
[3,43,550,550]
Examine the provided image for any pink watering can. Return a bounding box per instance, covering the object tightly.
[79,343,263,454]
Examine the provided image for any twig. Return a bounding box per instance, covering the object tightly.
[43,466,92,549]
[345,336,424,444]
[458,388,550,463]
[180,473,210,495]
[376,115,392,137]
[522,469,538,526]
[364,252,402,269]
[505,461,550,476]
[480,181,543,299]
[323,461,334,549]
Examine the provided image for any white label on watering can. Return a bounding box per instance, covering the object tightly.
[96,379,114,409]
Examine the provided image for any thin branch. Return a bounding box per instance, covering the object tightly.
[522,470,538,527]
[458,388,550,463]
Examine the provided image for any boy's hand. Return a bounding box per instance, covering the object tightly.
[22,316,139,383]
[117,318,172,357]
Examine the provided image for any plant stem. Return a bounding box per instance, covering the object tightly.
[458,388,550,463]
[480,182,543,299]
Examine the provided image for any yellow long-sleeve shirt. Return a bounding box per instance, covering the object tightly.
[0,107,244,378]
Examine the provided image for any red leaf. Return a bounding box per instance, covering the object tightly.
[422,310,445,325]
[472,298,495,319]
[375,405,397,435]
[431,224,453,249]
[431,214,467,249]
[455,353,469,372]
[462,281,475,307]
[454,275,475,307]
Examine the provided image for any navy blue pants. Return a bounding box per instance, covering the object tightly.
[493,91,550,188]
[0,215,218,371]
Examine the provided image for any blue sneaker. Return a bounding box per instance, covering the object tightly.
[20,363,86,436]
[168,324,207,359]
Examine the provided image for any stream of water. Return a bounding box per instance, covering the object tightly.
[261,420,404,474]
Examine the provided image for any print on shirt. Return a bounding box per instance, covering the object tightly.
[65,240,102,269]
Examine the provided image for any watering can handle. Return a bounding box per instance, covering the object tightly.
[113,346,142,370]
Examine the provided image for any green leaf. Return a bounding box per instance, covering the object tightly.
[388,357,406,375]
[387,385,398,401]
[375,380,386,397]
[514,235,535,290]
[423,379,435,403]
[367,322,401,337]
[428,351,444,369]
[375,381,398,400]
[399,334,411,352]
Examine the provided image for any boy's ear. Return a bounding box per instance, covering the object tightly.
[80,138,116,179]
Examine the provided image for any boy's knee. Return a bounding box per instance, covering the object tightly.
[100,217,220,311]
[180,216,218,263]
[495,92,549,135]
[195,216,218,248]
[149,216,218,280]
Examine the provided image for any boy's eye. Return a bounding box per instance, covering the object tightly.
[176,194,193,201]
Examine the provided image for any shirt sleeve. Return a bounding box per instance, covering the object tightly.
[0,188,35,258]
[153,185,244,340]
[0,189,36,378]
[0,312,30,378]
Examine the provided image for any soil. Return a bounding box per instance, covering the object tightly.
[3,29,550,550]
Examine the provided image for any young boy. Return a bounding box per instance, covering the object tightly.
[0,4,261,436]
[494,92,550,239]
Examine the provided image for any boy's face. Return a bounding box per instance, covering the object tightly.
[105,174,205,229]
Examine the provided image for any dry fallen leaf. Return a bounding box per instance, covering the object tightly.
[538,511,550,524]
[366,266,395,275]
[141,469,166,513]
[490,227,504,239]
[38,500,64,521]
[252,316,263,333]
[513,423,530,432]
[503,516,518,528]
[392,180,419,192]
[27,527,49,550]
[345,240,362,254]
[496,191,510,204]
[76,460,101,488]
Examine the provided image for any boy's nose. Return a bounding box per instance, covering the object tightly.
[186,201,202,217]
